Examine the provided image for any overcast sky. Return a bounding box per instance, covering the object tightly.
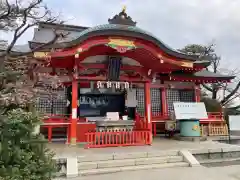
[10,0,240,70]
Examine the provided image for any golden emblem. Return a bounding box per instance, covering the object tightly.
[181,61,193,68]
[33,52,49,59]
[107,38,136,53]
[108,38,135,47]
[192,125,199,131]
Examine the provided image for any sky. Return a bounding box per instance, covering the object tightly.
[5,0,240,71]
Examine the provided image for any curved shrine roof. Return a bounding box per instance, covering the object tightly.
[170,69,235,82]
[4,7,234,82]
[29,8,200,62]
[52,24,197,61]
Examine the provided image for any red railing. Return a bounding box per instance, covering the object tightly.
[138,112,169,123]
[41,115,70,142]
[85,130,151,148]
[207,112,224,119]
[40,111,224,143]
[41,114,89,143]
[43,113,69,118]
[152,112,170,121]
[134,114,148,130]
[136,112,224,136]
[200,112,224,123]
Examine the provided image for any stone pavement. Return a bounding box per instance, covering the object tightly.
[49,138,240,158]
[57,165,240,180]
[50,138,240,179]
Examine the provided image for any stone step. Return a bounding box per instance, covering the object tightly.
[79,162,189,176]
[77,150,179,162]
[200,157,240,167]
[78,155,183,170]
[200,157,240,164]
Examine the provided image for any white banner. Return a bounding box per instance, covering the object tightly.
[229,115,240,131]
[147,104,151,123]
[173,102,208,120]
[72,108,77,119]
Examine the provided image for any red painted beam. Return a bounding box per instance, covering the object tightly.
[80,63,106,69]
[160,75,232,83]
[77,75,150,82]
[80,63,148,74]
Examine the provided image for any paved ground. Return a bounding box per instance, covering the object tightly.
[51,138,240,180]
[56,165,240,180]
[49,138,240,158]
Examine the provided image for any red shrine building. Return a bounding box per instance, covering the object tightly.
[25,8,233,147]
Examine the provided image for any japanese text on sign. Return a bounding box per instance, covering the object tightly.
[173,102,208,120]
[97,81,130,89]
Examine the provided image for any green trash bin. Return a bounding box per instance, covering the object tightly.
[179,119,200,137]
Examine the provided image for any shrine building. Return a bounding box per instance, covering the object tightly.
[16,8,234,147]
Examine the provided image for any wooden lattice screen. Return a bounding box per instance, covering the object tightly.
[136,88,162,117]
[35,86,67,115]
[151,88,162,117]
[166,89,180,113]
[166,89,195,113]
[136,88,145,116]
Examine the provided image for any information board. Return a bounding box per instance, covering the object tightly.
[229,115,240,131]
[173,102,208,120]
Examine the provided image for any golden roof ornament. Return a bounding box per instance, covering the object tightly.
[122,5,126,13]
[108,5,136,26]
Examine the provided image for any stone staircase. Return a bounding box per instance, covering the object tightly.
[77,150,189,176]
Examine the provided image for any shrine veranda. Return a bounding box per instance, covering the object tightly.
[13,8,234,147]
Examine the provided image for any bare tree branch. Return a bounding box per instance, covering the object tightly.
[202,84,213,92]
[0,0,11,20]
[180,43,240,109]
[228,104,240,110]
[221,81,240,105]
[3,0,59,54]
[0,0,64,108]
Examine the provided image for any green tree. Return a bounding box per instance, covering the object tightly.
[0,1,64,179]
[0,109,56,180]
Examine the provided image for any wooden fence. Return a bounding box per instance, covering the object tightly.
[200,123,228,136]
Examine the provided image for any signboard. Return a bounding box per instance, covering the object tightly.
[229,115,240,131]
[71,108,77,119]
[125,89,137,107]
[97,81,130,89]
[106,112,119,121]
[173,102,208,120]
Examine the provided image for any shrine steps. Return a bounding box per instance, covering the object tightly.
[77,151,189,176]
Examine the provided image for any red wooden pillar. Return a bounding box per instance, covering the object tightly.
[161,87,168,117]
[195,84,201,102]
[144,82,152,144]
[70,79,78,145]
